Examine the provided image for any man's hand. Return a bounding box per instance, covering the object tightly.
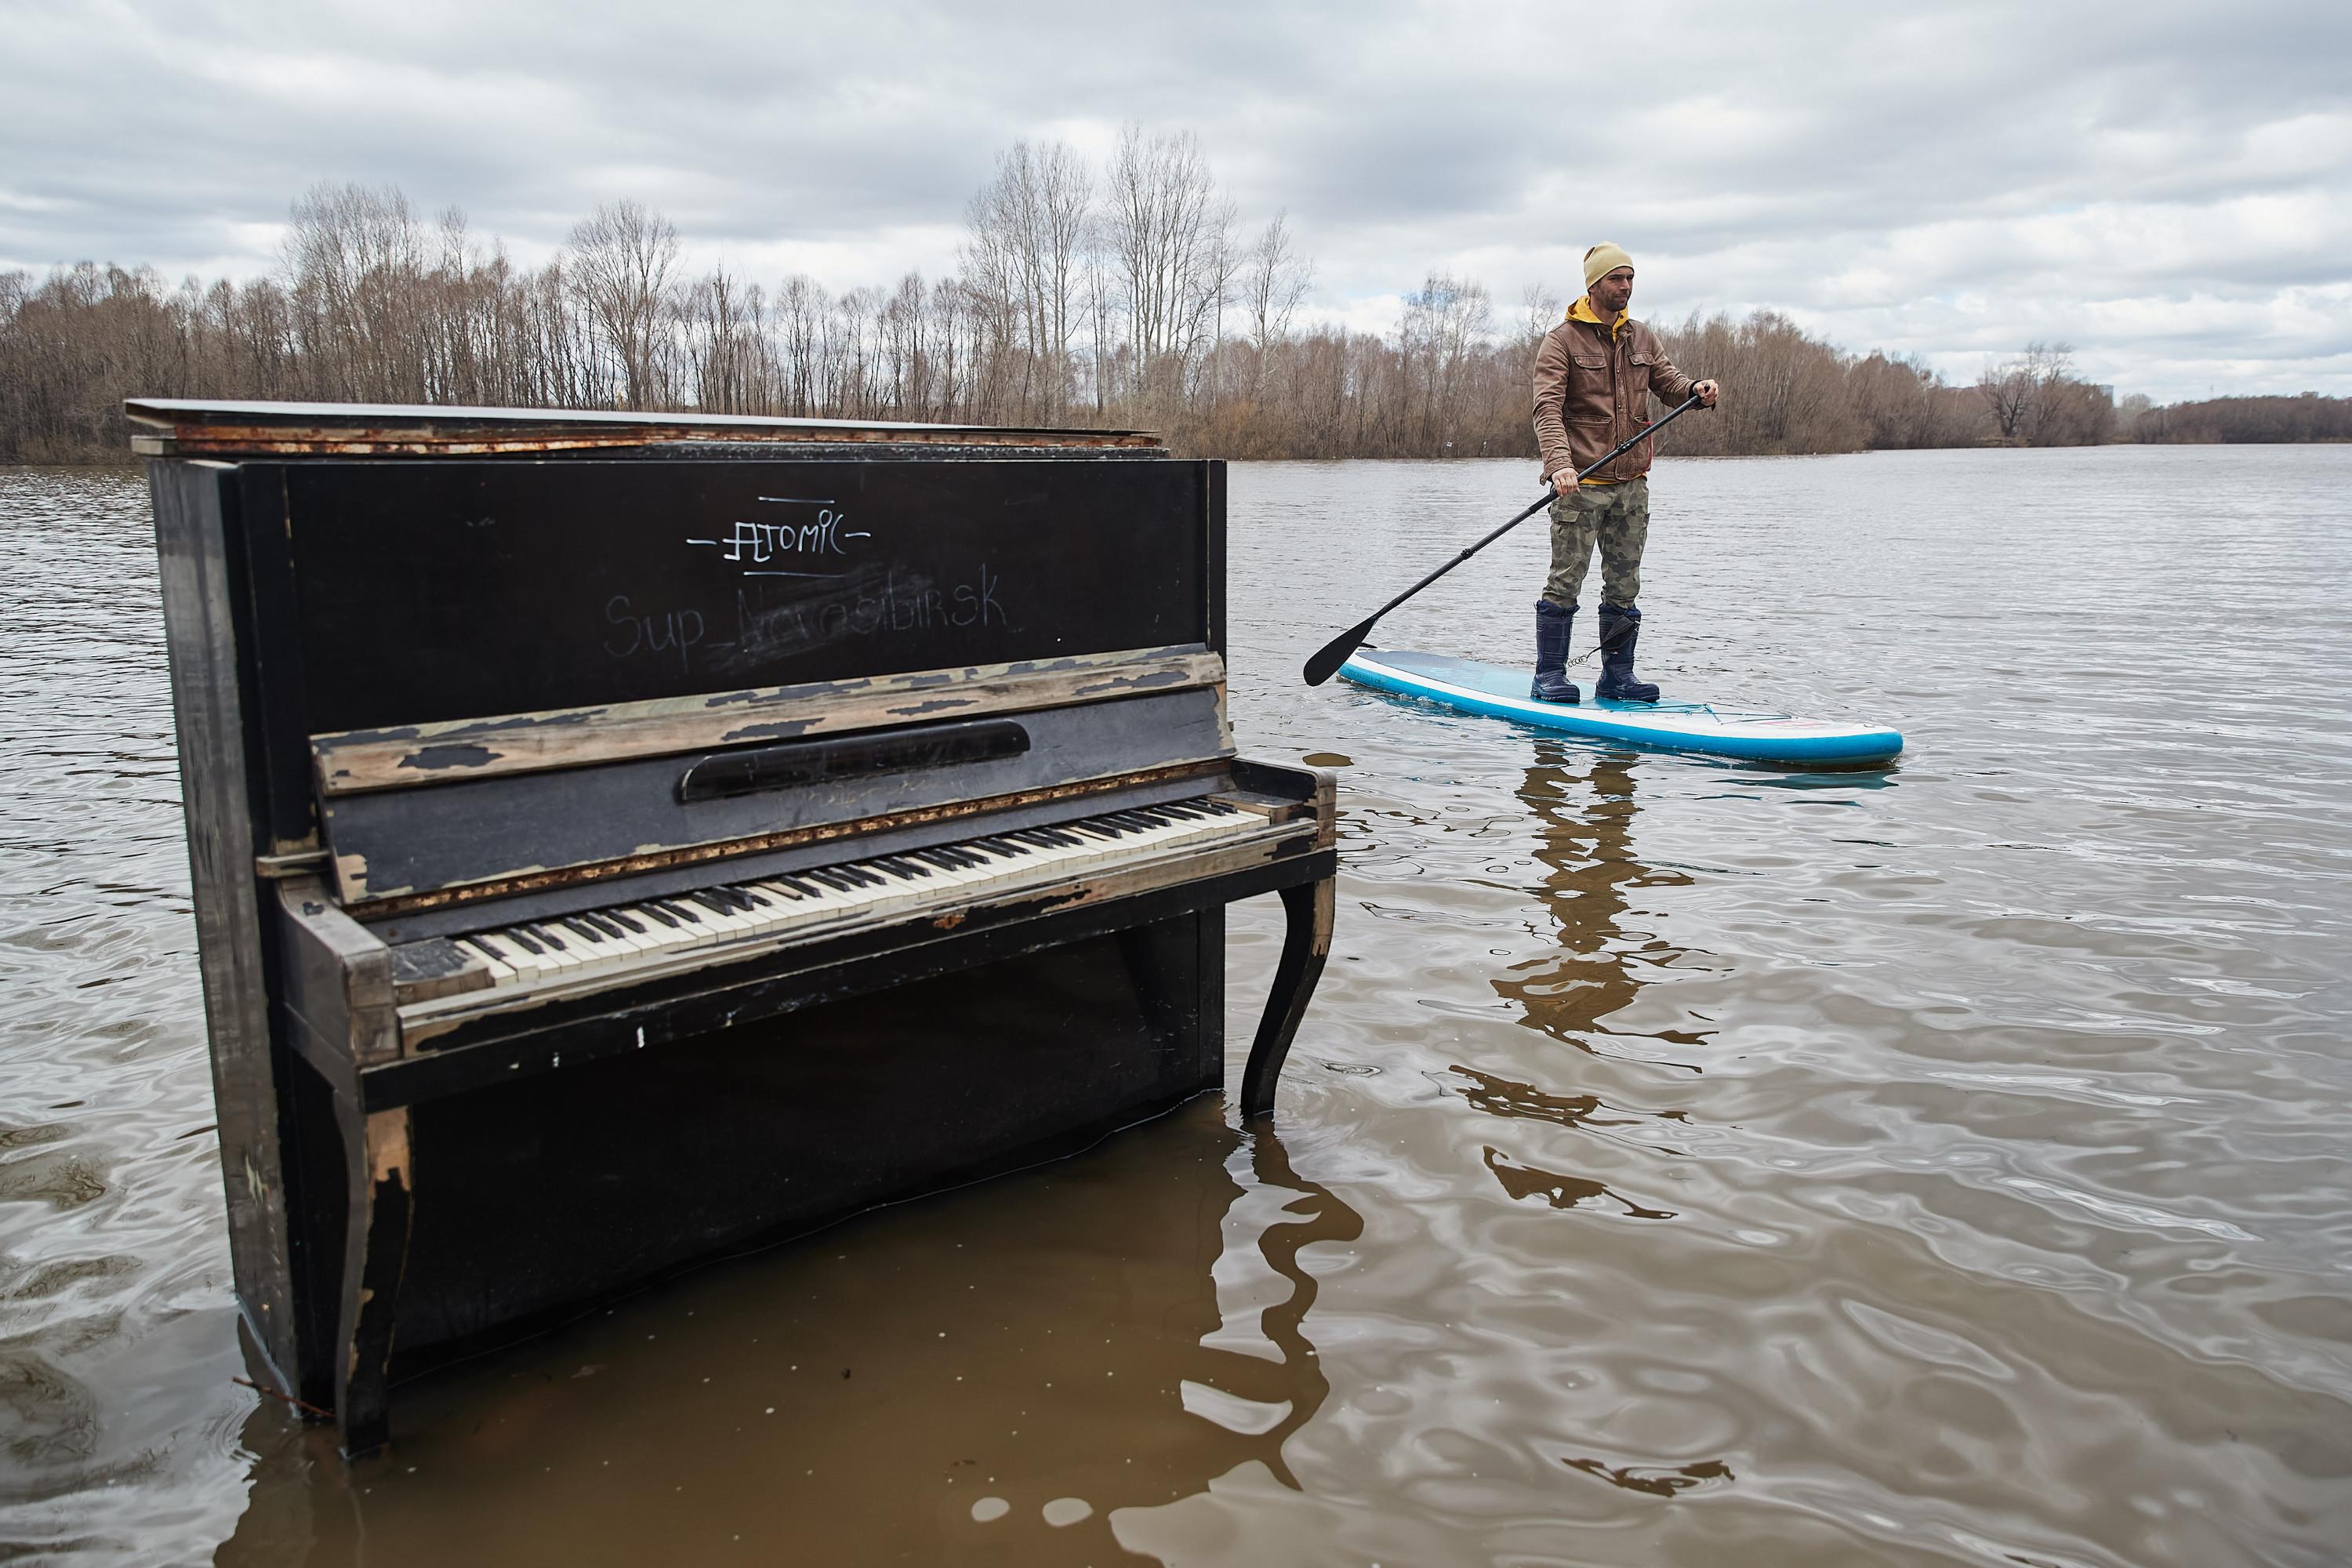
[1693,379,1719,408]
[1551,468,1581,495]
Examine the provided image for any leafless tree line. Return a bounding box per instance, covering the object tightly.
[2,140,2241,465]
[2121,391,2352,444]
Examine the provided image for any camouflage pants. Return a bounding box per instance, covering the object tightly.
[1544,477,1648,610]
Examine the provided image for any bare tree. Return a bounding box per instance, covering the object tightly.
[1102,125,1233,409]
[564,199,680,408]
[684,264,775,415]
[1397,274,1494,448]
[1518,281,1562,345]
[281,181,431,402]
[961,141,1093,422]
[775,274,826,412]
[1978,340,2077,443]
[1242,211,1313,395]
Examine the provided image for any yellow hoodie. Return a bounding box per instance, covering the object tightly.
[1566,295,1628,339]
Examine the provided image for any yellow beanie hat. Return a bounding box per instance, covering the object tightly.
[1583,242,1633,289]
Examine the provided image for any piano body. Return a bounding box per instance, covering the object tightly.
[133,398,1337,1456]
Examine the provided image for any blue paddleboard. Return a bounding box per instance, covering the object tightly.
[1338,649,1903,765]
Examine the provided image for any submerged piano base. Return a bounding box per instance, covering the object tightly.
[269,813,1334,1457]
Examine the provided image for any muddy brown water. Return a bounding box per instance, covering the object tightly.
[3,446,2350,1566]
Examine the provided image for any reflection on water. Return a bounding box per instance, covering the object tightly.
[210,1105,1359,1565]
[1465,743,1698,1218]
[1494,742,1699,1064]
[7,447,2352,1566]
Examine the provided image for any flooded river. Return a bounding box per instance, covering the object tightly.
[3,445,2349,1566]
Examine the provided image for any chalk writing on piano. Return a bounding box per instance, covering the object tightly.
[605,564,1017,681]
[717,565,1016,673]
[685,496,872,578]
[603,596,706,673]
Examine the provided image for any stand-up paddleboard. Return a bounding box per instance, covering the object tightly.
[1339,649,1903,765]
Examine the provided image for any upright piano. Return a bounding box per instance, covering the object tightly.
[133,399,1337,1456]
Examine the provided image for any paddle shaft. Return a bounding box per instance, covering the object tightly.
[1359,393,1700,627]
[1302,393,1704,684]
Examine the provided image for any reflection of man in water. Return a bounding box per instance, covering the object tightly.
[1475,743,1696,1221]
[1490,743,1691,1049]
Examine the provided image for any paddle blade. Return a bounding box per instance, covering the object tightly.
[1303,617,1378,686]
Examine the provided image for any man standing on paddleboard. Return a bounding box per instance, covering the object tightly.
[1529,243,1718,704]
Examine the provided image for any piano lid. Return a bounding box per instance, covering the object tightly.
[122,397,1163,458]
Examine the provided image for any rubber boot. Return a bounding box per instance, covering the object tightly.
[1595,603,1660,703]
[1530,600,1579,703]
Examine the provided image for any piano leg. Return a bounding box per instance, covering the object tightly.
[334,1105,415,1457]
[1240,876,1335,1120]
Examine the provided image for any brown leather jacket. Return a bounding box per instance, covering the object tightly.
[1531,314,1695,483]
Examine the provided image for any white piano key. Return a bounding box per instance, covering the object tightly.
[459,934,524,983]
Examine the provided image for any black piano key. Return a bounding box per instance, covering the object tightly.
[639,902,681,929]
[659,899,704,924]
[526,923,569,950]
[605,909,648,935]
[459,935,510,965]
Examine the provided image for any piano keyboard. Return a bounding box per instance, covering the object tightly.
[434,796,1261,992]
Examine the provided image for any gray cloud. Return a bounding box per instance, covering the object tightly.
[2,0,2343,398]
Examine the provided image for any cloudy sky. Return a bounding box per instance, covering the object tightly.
[5,0,2346,401]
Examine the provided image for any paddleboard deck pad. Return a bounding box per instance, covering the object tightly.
[1339,649,1903,765]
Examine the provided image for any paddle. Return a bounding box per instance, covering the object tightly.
[1301,392,1709,686]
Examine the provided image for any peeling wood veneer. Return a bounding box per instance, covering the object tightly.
[312,647,1223,797]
